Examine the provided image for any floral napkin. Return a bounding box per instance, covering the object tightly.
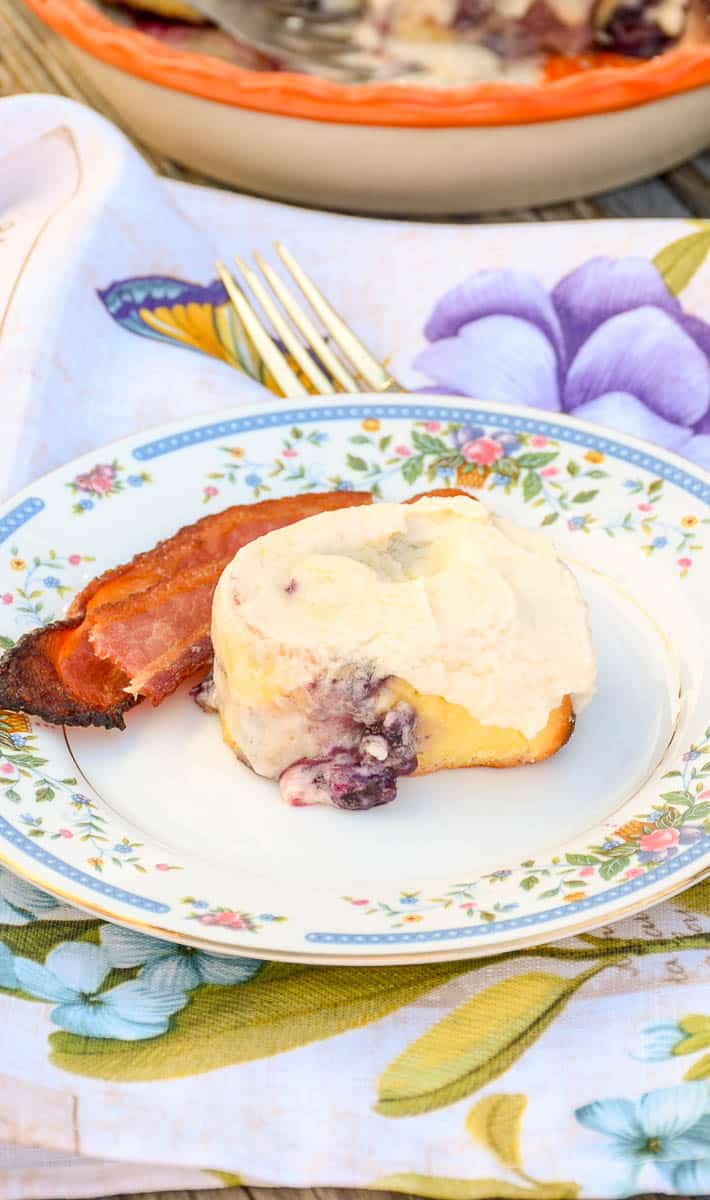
[0,92,709,1200]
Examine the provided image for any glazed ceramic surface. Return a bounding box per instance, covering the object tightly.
[0,396,707,962]
[21,0,710,212]
[65,49,710,213]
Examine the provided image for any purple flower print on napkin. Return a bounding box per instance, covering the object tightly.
[415,257,710,469]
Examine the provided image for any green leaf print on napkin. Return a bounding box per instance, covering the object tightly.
[676,878,710,916]
[49,959,474,1081]
[375,968,602,1118]
[7,917,707,1083]
[0,920,100,961]
[653,230,710,296]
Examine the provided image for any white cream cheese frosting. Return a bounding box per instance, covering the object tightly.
[210,496,596,788]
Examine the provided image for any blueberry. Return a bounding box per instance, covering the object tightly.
[280,699,418,811]
[595,2,672,57]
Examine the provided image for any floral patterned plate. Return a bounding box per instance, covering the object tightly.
[0,395,708,964]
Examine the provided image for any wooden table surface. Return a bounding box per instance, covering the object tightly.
[92,1189,679,1200]
[0,6,707,1196]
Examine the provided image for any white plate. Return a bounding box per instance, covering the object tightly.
[0,396,708,963]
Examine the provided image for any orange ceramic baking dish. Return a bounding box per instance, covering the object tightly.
[26,0,710,125]
[25,0,710,211]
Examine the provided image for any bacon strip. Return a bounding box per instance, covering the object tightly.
[0,491,372,729]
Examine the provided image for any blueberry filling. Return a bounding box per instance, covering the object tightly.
[376,0,686,63]
[191,672,217,712]
[452,0,494,31]
[279,701,418,810]
[594,1,672,55]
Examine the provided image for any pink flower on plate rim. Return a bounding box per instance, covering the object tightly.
[1,594,12,605]
[395,445,412,457]
[638,827,680,853]
[540,466,559,477]
[282,448,298,458]
[87,472,113,495]
[424,420,442,432]
[624,867,645,879]
[74,464,117,495]
[461,437,503,466]
[57,828,73,839]
[197,910,248,930]
[530,435,548,448]
[637,502,653,513]
[578,866,595,878]
[68,554,82,566]
[350,898,370,906]
[0,762,15,776]
[92,476,114,495]
[678,557,693,569]
[204,485,219,497]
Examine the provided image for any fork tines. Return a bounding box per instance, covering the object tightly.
[216,244,400,397]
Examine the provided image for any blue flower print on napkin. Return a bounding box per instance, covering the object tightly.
[415,257,710,469]
[0,865,77,926]
[13,942,188,1040]
[100,924,262,990]
[631,1022,685,1061]
[575,1082,710,1193]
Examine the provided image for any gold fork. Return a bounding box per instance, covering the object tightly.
[215,243,402,398]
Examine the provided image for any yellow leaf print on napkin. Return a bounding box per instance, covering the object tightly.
[208,1172,243,1187]
[374,1176,578,1199]
[652,230,710,297]
[670,1014,710,1081]
[377,1091,579,1199]
[466,1093,527,1172]
[375,967,603,1118]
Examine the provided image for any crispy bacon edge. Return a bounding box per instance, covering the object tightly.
[0,612,133,729]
